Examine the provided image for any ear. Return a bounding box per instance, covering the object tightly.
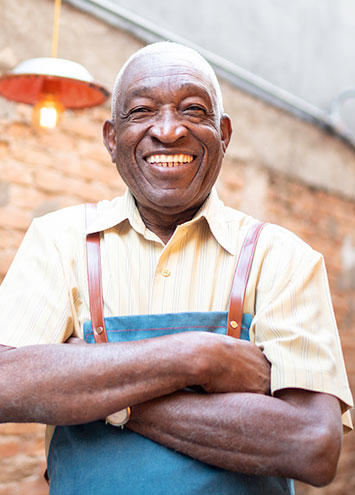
[103,119,117,163]
[220,114,232,153]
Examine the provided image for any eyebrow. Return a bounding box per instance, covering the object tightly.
[125,86,155,100]
[124,82,214,103]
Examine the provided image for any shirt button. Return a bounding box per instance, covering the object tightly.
[162,268,171,277]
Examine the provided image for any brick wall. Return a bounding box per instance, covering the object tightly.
[0,0,354,493]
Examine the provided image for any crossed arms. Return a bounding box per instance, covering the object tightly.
[0,330,342,486]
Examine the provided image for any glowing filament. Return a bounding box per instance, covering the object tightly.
[32,95,65,129]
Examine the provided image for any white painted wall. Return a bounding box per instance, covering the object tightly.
[105,0,355,113]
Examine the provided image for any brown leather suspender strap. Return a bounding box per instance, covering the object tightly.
[85,203,266,341]
[227,222,266,338]
[85,203,108,344]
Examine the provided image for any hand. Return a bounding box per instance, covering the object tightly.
[188,332,271,395]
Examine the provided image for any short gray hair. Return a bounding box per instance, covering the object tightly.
[111,42,224,121]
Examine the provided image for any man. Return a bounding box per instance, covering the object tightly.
[0,42,353,494]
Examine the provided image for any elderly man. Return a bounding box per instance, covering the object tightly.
[0,42,353,494]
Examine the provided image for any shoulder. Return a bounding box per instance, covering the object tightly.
[30,194,126,242]
[251,222,325,296]
[260,223,321,265]
[30,203,86,242]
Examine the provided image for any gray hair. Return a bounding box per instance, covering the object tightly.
[111,42,224,121]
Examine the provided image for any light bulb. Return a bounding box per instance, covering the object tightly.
[32,95,65,129]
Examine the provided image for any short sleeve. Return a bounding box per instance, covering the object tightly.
[251,226,353,431]
[0,218,74,347]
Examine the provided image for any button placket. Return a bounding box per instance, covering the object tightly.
[151,244,174,313]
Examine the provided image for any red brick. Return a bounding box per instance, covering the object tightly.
[73,179,116,202]
[90,106,111,122]
[16,477,49,495]
[0,485,15,495]
[50,152,119,184]
[0,479,48,495]
[45,152,82,177]
[0,140,10,157]
[35,129,76,151]
[0,229,11,249]
[0,439,20,459]
[0,204,31,230]
[0,423,45,436]
[0,455,44,483]
[12,145,52,167]
[0,160,33,186]
[16,104,32,120]
[221,167,244,190]
[10,184,50,210]
[56,195,82,208]
[60,114,102,139]
[9,230,25,250]
[20,436,45,456]
[0,252,14,277]
[7,122,34,139]
[77,140,110,164]
[34,167,117,202]
[34,168,78,194]
[78,160,119,184]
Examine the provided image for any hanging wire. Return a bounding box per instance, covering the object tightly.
[51,0,62,58]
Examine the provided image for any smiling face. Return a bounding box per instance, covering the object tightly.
[104,48,232,220]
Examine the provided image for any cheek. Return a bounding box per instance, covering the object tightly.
[199,125,223,149]
[202,133,224,180]
[202,129,225,162]
[117,124,148,146]
[115,137,141,170]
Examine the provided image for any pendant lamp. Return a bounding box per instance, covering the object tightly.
[0,0,109,129]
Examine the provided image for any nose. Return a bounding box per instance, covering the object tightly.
[149,107,187,143]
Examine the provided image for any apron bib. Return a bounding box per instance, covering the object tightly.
[46,206,294,494]
[47,312,293,495]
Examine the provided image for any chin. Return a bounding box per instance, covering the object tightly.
[153,198,190,213]
[146,190,192,210]
[148,192,200,213]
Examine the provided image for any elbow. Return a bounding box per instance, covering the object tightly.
[302,423,342,487]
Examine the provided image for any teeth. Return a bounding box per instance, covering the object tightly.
[146,154,194,167]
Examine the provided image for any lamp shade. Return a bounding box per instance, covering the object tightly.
[0,57,110,109]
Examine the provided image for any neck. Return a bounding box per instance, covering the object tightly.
[136,203,202,244]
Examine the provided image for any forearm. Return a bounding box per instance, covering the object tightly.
[0,337,194,425]
[0,331,271,425]
[127,390,342,486]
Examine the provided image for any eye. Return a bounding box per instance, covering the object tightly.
[182,105,208,117]
[128,107,154,120]
[131,107,150,114]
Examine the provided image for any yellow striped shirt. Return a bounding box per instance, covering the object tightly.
[0,188,353,432]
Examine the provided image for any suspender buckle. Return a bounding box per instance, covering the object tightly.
[95,326,104,335]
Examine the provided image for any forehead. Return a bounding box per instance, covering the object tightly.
[119,52,218,106]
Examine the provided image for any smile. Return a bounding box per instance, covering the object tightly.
[146,154,194,168]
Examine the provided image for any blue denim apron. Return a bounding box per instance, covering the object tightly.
[46,311,294,495]
[46,210,294,494]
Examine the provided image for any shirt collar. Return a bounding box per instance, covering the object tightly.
[85,188,234,254]
[181,188,234,254]
[85,189,155,237]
